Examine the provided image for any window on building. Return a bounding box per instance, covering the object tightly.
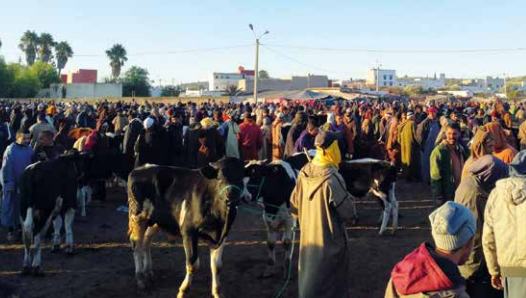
[226,76,229,79]
[216,86,218,90]
[383,75,387,80]
[384,82,387,86]
[215,75,218,79]
[389,75,393,80]
[390,82,393,86]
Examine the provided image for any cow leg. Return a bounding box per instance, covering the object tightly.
[129,217,147,290]
[21,208,34,275]
[77,188,86,217]
[177,234,199,298]
[281,215,294,280]
[379,199,392,236]
[390,183,399,235]
[64,208,75,254]
[52,215,63,252]
[210,241,225,298]
[143,225,159,285]
[82,185,92,206]
[31,233,44,276]
[262,214,277,278]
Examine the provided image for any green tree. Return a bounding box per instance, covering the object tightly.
[19,30,39,66]
[121,66,151,97]
[30,61,61,88]
[106,44,128,80]
[259,70,269,79]
[55,41,73,75]
[7,63,42,98]
[37,32,56,63]
[161,85,181,97]
[402,85,425,97]
[0,57,15,97]
[224,85,241,96]
[0,38,2,49]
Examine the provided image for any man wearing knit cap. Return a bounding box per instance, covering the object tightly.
[417,106,440,184]
[483,150,526,297]
[385,202,476,298]
[291,130,355,298]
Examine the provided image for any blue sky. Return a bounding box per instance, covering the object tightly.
[1,0,525,84]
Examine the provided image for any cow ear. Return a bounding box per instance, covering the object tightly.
[201,165,218,179]
[209,161,221,170]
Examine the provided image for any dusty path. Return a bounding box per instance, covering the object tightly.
[0,181,433,298]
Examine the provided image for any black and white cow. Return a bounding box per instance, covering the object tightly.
[340,158,398,235]
[244,152,312,278]
[127,157,249,298]
[78,151,134,217]
[19,151,85,275]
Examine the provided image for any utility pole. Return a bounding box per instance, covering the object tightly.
[254,38,260,102]
[376,60,382,93]
[249,24,269,104]
[503,72,507,95]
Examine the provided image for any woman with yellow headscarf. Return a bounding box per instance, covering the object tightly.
[290,130,355,298]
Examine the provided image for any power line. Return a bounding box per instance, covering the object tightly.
[264,44,526,54]
[261,44,343,76]
[72,44,254,57]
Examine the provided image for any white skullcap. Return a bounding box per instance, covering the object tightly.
[143,117,154,129]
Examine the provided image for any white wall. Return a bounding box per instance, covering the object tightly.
[209,72,248,91]
[366,69,396,87]
[49,83,122,98]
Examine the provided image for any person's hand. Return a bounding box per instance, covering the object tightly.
[491,275,504,290]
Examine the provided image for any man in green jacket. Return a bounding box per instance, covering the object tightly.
[430,122,469,206]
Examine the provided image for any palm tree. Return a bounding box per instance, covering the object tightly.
[38,32,56,63]
[224,85,242,96]
[55,41,73,75]
[105,44,128,80]
[19,30,39,66]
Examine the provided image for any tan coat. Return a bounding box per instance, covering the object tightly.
[291,163,355,298]
[483,177,526,278]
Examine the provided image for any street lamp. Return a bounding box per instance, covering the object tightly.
[249,24,269,104]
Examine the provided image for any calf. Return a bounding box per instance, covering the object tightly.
[19,151,85,275]
[244,152,311,278]
[127,157,248,298]
[340,158,398,235]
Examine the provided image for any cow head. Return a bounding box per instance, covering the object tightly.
[209,157,247,207]
[59,149,88,182]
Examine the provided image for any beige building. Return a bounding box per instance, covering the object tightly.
[239,75,329,92]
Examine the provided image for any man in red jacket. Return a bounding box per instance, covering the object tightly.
[384,202,476,298]
[237,112,263,161]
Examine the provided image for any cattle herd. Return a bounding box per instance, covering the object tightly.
[13,148,398,297]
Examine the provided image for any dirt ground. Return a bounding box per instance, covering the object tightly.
[0,180,433,298]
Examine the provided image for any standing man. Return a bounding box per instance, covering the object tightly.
[237,113,263,161]
[1,130,33,242]
[430,122,469,206]
[417,107,441,184]
[29,113,57,148]
[291,130,355,298]
[384,202,475,298]
[397,111,420,181]
[483,151,526,298]
[455,155,508,298]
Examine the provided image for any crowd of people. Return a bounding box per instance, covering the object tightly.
[0,97,526,297]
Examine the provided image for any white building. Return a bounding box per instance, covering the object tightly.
[460,76,504,94]
[397,73,446,89]
[47,83,122,98]
[209,66,255,91]
[366,68,396,87]
[238,75,329,92]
